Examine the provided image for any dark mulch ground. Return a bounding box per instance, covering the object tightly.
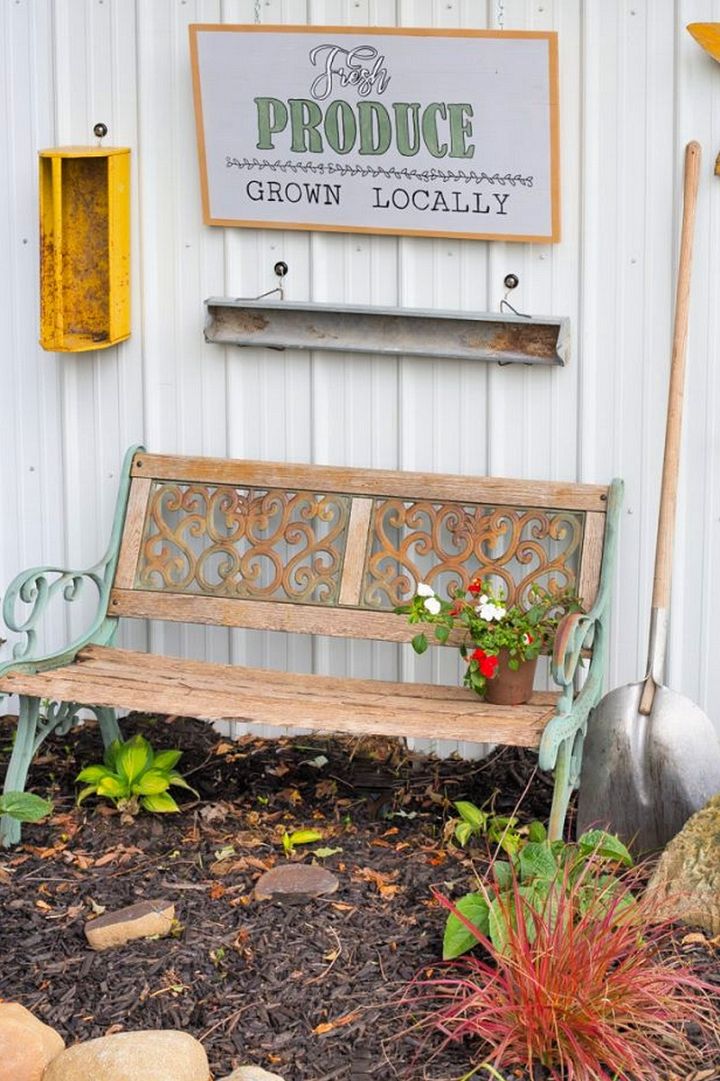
[1,713,719,1081]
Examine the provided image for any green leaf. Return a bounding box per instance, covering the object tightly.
[132,769,171,796]
[411,633,428,655]
[492,860,513,890]
[76,785,98,807]
[0,791,53,822]
[454,820,474,847]
[114,735,153,785]
[443,893,491,959]
[96,774,127,799]
[434,625,450,644]
[518,841,558,884]
[286,829,323,847]
[518,881,551,940]
[488,895,513,954]
[528,821,548,843]
[75,764,111,785]
[103,739,122,770]
[152,749,182,771]
[167,771,199,797]
[141,791,181,813]
[454,801,488,831]
[313,846,343,858]
[576,829,633,867]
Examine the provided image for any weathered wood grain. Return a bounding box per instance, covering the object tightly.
[113,477,152,589]
[131,452,610,512]
[0,646,555,747]
[338,497,373,606]
[577,511,606,610]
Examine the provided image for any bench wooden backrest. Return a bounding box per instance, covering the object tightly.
[109,452,610,647]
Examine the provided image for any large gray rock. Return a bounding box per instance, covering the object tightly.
[43,1030,209,1081]
[647,792,720,933]
[0,1002,64,1081]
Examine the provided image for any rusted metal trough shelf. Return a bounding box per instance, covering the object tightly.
[204,298,569,366]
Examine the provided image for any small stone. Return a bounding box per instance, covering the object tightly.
[0,1002,64,1081]
[84,898,175,950]
[254,863,339,903]
[43,1030,209,1081]
[218,1069,286,1081]
[647,793,720,934]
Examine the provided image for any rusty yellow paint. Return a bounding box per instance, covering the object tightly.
[39,147,131,353]
[687,23,720,63]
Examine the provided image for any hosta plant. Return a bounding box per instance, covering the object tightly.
[444,821,633,959]
[407,868,718,1081]
[76,734,196,816]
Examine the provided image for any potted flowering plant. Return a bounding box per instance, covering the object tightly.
[397,579,581,705]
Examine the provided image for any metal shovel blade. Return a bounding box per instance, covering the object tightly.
[577,680,720,852]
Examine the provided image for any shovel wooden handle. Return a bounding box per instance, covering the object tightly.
[651,141,701,609]
[639,142,701,715]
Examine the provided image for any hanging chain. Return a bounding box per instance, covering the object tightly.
[496,0,505,30]
[254,0,262,23]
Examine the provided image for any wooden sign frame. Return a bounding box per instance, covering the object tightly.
[189,24,560,243]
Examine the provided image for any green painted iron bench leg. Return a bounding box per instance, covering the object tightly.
[0,697,122,846]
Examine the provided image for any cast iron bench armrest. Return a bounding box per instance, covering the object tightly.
[0,562,117,678]
[551,478,624,690]
[0,445,139,679]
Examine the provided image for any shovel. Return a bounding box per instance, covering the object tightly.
[577,141,720,853]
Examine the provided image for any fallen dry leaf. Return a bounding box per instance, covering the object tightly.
[313,1010,360,1035]
[353,866,402,900]
[681,932,709,948]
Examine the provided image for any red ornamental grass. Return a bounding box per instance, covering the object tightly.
[406,871,718,1080]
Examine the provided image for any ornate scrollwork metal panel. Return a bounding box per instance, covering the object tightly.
[134,482,350,604]
[362,499,584,610]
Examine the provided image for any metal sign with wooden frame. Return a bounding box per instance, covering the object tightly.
[189,24,561,243]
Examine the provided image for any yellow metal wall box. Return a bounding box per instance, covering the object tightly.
[39,147,130,352]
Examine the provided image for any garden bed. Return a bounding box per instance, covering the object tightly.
[0,714,718,1080]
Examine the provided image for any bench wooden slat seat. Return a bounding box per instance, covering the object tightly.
[0,445,623,845]
[1,645,557,748]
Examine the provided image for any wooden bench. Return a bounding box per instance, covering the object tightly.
[0,446,622,845]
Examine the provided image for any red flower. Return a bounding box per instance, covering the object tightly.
[479,653,499,678]
[449,601,464,617]
[470,648,499,679]
[468,581,482,595]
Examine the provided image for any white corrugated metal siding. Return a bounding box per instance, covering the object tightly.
[2,0,720,752]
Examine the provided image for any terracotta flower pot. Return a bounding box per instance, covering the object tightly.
[484,650,538,706]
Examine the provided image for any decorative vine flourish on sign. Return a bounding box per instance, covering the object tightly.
[225,156,535,188]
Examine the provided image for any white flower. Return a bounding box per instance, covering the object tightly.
[424,596,441,615]
[416,582,435,598]
[477,602,506,622]
[479,594,489,605]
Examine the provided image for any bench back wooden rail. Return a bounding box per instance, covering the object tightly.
[110,451,611,650]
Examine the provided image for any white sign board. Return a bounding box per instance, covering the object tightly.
[190,25,560,243]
